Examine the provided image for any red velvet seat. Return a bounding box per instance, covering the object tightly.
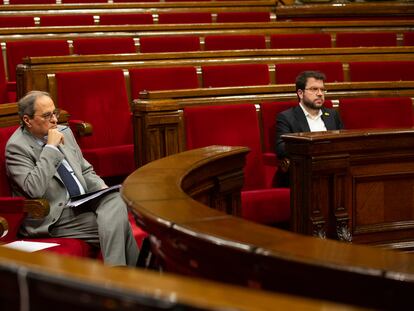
[0,55,10,104]
[73,37,136,55]
[202,64,270,87]
[9,0,55,3]
[270,33,332,49]
[62,0,107,3]
[339,97,414,129]
[216,12,271,23]
[403,32,414,46]
[184,104,290,225]
[0,125,94,258]
[99,13,153,25]
[139,36,200,53]
[335,32,397,47]
[129,66,199,98]
[40,15,95,26]
[275,62,344,84]
[55,69,135,179]
[158,13,212,24]
[204,35,266,51]
[5,40,70,98]
[348,61,414,82]
[0,16,35,28]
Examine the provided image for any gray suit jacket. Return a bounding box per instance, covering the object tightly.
[5,125,105,237]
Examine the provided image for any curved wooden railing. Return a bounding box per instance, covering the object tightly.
[122,145,414,310]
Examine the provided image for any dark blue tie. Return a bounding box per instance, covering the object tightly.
[57,164,81,197]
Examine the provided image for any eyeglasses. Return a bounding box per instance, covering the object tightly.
[33,109,60,121]
[304,87,327,94]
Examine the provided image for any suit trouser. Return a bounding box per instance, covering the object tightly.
[49,192,139,266]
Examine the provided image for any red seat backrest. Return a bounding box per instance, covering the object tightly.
[139,36,201,53]
[55,69,132,149]
[0,125,19,197]
[158,13,212,24]
[202,64,270,87]
[184,104,266,190]
[275,62,344,84]
[129,66,199,98]
[270,33,332,49]
[335,32,397,47]
[349,61,414,82]
[9,0,55,3]
[0,55,8,104]
[0,16,35,27]
[99,13,153,25]
[403,32,414,46]
[204,35,266,51]
[62,0,107,3]
[40,15,95,26]
[339,97,414,129]
[216,12,270,23]
[73,37,136,55]
[6,40,70,82]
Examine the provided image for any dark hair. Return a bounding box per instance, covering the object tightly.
[18,90,51,123]
[295,71,326,92]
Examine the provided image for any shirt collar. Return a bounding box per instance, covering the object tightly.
[299,102,323,120]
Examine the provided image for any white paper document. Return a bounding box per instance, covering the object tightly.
[67,184,121,208]
[2,240,59,252]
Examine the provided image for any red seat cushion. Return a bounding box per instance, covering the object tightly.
[139,36,200,53]
[339,97,414,129]
[99,13,153,25]
[202,64,270,87]
[216,12,270,23]
[158,13,212,24]
[40,15,95,26]
[0,16,35,27]
[276,62,344,84]
[403,32,414,46]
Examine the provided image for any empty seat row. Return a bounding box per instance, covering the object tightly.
[0,12,272,27]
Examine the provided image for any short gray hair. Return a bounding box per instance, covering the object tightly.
[18,90,51,122]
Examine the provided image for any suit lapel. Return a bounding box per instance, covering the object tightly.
[321,108,336,130]
[293,106,311,132]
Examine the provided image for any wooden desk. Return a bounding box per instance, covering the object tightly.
[284,129,414,250]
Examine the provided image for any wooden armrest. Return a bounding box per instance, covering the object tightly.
[68,120,93,137]
[279,158,290,173]
[23,199,50,219]
[0,216,8,238]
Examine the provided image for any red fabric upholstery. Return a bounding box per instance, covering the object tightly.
[99,13,153,25]
[9,0,55,3]
[216,12,271,23]
[6,40,70,82]
[276,62,344,84]
[158,13,212,24]
[129,66,199,98]
[270,33,332,49]
[40,15,95,26]
[0,16,35,27]
[349,61,414,82]
[0,55,8,104]
[202,64,270,87]
[335,32,397,47]
[73,37,136,55]
[0,125,19,197]
[55,69,135,178]
[0,197,25,243]
[62,0,106,3]
[339,97,414,130]
[403,32,414,46]
[205,35,266,51]
[114,0,157,2]
[184,104,290,224]
[139,36,200,53]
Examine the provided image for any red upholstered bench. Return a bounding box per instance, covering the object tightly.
[158,12,212,24]
[339,97,414,129]
[39,14,95,26]
[99,13,154,25]
[348,61,414,82]
[216,12,271,23]
[335,32,398,47]
[0,16,35,27]
[184,103,290,225]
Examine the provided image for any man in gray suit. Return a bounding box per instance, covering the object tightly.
[275,71,343,187]
[6,91,139,266]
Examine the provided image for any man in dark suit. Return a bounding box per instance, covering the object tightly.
[275,71,343,187]
[6,91,139,266]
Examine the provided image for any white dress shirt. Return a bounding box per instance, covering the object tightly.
[299,103,327,132]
